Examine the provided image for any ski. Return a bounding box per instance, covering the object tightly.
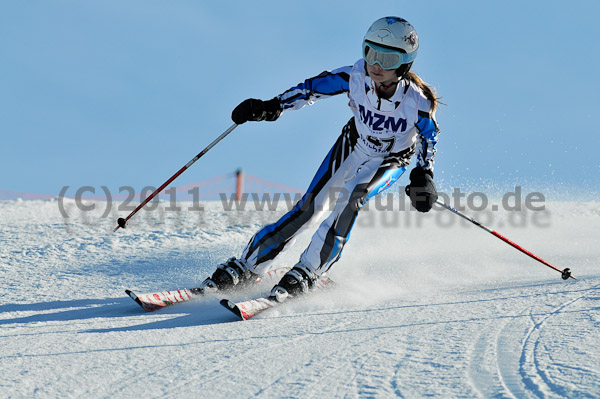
[220,275,335,321]
[220,296,278,321]
[126,267,290,312]
[125,288,203,312]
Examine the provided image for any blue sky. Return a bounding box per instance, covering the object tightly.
[1,1,599,200]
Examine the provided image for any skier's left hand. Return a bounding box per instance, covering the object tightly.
[405,167,437,212]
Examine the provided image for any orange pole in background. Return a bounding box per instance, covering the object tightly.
[235,169,244,201]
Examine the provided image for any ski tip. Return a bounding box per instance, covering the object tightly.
[220,299,246,321]
[125,289,147,310]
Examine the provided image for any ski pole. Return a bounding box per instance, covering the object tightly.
[113,123,238,232]
[435,199,575,280]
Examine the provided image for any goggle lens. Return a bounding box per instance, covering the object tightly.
[362,42,416,69]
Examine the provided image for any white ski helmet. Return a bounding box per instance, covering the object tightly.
[363,17,419,76]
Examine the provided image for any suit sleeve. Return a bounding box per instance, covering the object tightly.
[277,66,352,111]
[415,98,440,172]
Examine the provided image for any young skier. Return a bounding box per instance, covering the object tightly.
[201,16,440,301]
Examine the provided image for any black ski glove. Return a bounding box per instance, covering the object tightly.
[405,166,438,213]
[231,97,282,124]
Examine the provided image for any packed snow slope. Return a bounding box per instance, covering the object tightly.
[1,198,599,398]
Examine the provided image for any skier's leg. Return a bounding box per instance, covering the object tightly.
[300,159,408,275]
[241,121,358,275]
[200,123,359,291]
[270,160,408,300]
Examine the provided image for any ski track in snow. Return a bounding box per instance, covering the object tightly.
[467,281,600,399]
[1,199,599,398]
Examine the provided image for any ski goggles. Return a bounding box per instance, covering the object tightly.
[362,41,418,70]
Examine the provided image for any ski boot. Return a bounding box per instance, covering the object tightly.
[198,257,256,293]
[270,263,318,303]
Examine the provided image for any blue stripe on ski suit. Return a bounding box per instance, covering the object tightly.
[365,166,406,202]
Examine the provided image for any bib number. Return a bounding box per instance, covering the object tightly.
[367,135,395,152]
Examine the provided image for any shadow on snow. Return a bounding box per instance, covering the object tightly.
[0,296,240,331]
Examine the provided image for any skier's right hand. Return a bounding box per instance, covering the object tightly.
[231,98,282,124]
